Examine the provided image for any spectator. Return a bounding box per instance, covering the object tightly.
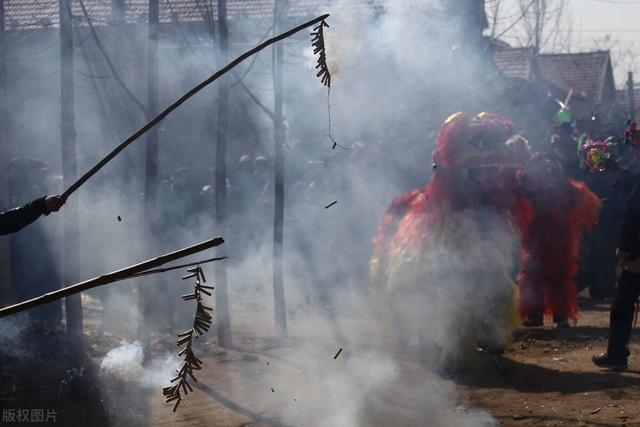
[8,158,65,326]
[593,156,640,370]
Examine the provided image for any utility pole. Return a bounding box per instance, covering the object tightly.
[0,0,13,307]
[628,71,635,121]
[272,0,287,337]
[215,0,232,348]
[60,0,83,339]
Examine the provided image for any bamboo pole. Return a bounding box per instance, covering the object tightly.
[61,14,330,200]
[130,255,226,278]
[0,237,224,319]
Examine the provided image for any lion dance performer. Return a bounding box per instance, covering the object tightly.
[518,153,601,328]
[370,112,532,369]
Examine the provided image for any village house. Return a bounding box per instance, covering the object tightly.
[492,45,620,144]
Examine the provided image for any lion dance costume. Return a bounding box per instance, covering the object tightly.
[518,153,600,327]
[371,112,533,369]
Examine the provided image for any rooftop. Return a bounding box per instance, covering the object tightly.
[4,0,443,30]
[492,47,613,103]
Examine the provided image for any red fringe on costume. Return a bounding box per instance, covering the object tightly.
[517,180,601,323]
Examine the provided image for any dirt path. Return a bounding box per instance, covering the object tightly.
[459,299,640,426]
[144,298,640,427]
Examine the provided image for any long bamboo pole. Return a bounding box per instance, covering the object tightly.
[0,237,224,319]
[61,14,330,200]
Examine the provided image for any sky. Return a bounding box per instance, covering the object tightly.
[572,0,638,37]
[493,0,640,87]
[572,0,639,77]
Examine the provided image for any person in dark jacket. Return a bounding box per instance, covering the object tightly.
[0,195,64,236]
[7,158,66,326]
[593,164,640,370]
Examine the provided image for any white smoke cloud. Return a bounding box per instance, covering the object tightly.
[100,341,180,388]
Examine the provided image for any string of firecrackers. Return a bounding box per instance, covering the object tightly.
[163,266,214,412]
[311,18,343,150]
[311,19,330,89]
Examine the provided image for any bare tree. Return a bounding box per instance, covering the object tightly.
[145,0,159,220]
[214,0,233,348]
[486,0,503,39]
[488,0,573,53]
[60,0,83,340]
[0,0,13,307]
[272,0,287,338]
[590,34,637,88]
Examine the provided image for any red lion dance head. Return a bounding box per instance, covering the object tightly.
[427,112,529,212]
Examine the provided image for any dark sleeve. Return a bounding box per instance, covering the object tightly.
[620,178,640,255]
[0,197,47,236]
[614,169,637,198]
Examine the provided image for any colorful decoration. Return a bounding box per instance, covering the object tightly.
[624,120,640,147]
[554,89,574,125]
[555,108,573,125]
[578,137,616,172]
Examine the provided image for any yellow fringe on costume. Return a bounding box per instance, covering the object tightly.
[372,205,521,370]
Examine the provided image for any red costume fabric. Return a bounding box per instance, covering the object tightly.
[518,167,600,323]
[370,112,533,367]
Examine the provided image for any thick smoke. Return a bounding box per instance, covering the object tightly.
[100,341,180,388]
[0,1,524,425]
[0,313,30,358]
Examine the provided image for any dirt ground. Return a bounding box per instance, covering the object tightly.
[460,298,640,427]
[139,296,640,427]
[4,293,640,426]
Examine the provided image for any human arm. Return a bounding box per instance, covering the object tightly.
[0,195,65,236]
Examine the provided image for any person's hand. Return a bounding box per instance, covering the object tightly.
[44,195,65,214]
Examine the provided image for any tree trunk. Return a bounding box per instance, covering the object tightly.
[215,0,232,348]
[0,0,13,306]
[145,0,159,220]
[60,0,83,339]
[272,0,287,337]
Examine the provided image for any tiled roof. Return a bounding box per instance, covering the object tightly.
[492,47,534,80]
[537,51,611,102]
[3,0,442,30]
[492,47,613,103]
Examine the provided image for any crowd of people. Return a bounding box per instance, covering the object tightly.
[369,109,640,370]
[3,102,640,371]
